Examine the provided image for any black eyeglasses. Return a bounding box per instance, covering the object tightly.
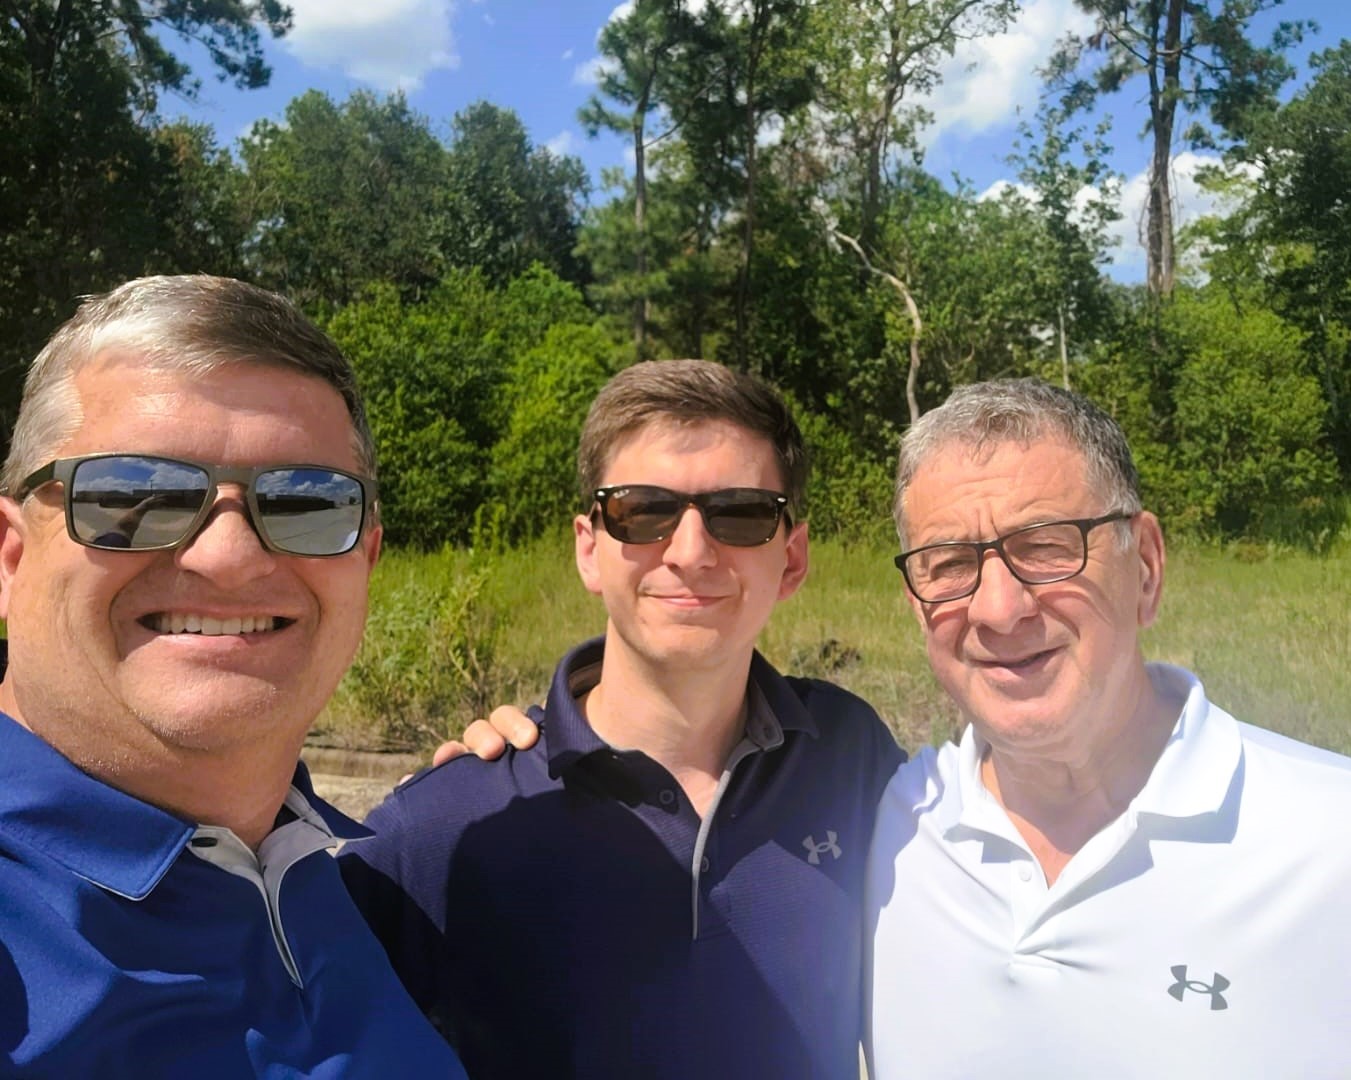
[894,513,1136,603]
[592,485,791,547]
[18,453,376,557]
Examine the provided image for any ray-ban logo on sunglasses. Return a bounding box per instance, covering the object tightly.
[592,485,790,547]
[17,453,375,558]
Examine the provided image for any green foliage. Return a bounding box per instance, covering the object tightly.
[325,274,506,547]
[331,548,501,749]
[326,268,612,548]
[0,1,282,441]
[794,405,896,547]
[1163,289,1339,536]
[238,90,448,307]
[490,323,620,543]
[443,101,591,286]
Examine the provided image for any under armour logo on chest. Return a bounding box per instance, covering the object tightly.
[802,831,842,865]
[1167,965,1230,1010]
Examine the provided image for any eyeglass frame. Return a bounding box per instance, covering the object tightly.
[591,485,792,547]
[893,512,1137,604]
[16,452,378,558]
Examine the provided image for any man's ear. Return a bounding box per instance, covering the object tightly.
[0,497,27,622]
[1134,511,1166,628]
[357,521,382,572]
[574,513,603,596]
[776,520,810,601]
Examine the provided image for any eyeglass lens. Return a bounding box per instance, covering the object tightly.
[598,486,785,547]
[68,456,365,556]
[905,522,1088,601]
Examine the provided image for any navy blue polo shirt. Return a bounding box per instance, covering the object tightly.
[341,637,905,1079]
[0,689,467,1077]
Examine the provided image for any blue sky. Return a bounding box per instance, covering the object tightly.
[169,0,1348,283]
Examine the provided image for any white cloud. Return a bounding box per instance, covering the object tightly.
[573,56,610,86]
[561,48,574,61]
[919,0,1097,144]
[1106,150,1230,278]
[281,0,460,93]
[546,130,576,157]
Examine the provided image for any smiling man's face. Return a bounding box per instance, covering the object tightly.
[901,436,1164,760]
[575,419,807,682]
[0,354,380,776]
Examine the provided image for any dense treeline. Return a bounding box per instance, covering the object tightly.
[3,0,1346,550]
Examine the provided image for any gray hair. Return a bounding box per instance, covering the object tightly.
[894,378,1142,545]
[2,275,376,496]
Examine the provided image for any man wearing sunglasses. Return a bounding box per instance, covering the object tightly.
[0,276,467,1076]
[340,360,903,1078]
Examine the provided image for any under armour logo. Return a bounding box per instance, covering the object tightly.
[1167,965,1229,1010]
[802,831,842,865]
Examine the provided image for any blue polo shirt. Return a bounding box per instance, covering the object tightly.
[341,637,905,1079]
[0,685,467,1077]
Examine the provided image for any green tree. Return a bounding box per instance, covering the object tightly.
[1007,101,1121,388]
[1235,42,1351,472]
[800,0,1016,248]
[0,0,288,442]
[1165,288,1339,535]
[238,90,448,308]
[1046,0,1310,298]
[579,0,690,352]
[443,101,590,286]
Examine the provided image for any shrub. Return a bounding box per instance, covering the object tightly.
[326,548,502,750]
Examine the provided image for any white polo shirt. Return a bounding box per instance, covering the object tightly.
[867,664,1351,1079]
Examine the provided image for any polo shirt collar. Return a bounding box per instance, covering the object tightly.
[0,709,369,900]
[539,636,816,779]
[940,661,1243,837]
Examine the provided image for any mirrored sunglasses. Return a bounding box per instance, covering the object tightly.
[592,485,790,547]
[18,453,375,557]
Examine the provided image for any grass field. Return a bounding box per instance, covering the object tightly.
[325,529,1351,757]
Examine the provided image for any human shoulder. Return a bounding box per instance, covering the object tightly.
[1235,719,1351,789]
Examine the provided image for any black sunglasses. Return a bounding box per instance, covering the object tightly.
[18,453,376,557]
[592,485,790,547]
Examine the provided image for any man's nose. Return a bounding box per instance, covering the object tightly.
[173,489,277,588]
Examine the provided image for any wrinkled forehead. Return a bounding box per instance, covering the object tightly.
[900,435,1093,535]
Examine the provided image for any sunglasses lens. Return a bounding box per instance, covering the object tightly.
[69,456,209,549]
[599,487,784,547]
[601,486,682,544]
[703,490,784,546]
[255,468,366,556]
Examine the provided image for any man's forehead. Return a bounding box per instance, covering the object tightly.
[903,436,1094,532]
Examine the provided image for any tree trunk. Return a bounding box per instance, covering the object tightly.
[1146,0,1183,299]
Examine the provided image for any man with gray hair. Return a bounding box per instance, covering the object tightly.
[0,276,466,1076]
[868,378,1351,1077]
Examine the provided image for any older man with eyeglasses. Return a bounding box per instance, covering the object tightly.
[0,276,467,1077]
[867,379,1351,1078]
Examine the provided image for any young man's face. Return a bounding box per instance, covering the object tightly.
[901,436,1164,758]
[0,355,381,775]
[575,419,808,680]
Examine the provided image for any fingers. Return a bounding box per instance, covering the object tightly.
[488,704,539,750]
[459,720,508,762]
[430,740,472,768]
[423,705,540,773]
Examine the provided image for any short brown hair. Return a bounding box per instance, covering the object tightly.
[2,275,376,496]
[577,360,807,515]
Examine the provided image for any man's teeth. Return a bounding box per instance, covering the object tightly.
[154,614,276,635]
